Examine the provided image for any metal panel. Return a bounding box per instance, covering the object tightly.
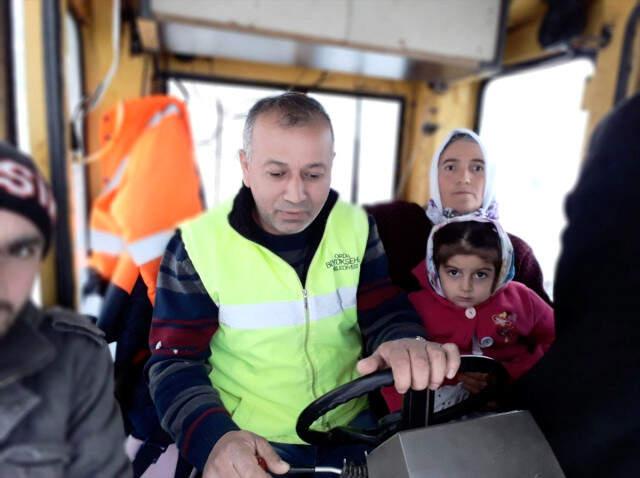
[153,0,350,41]
[148,0,508,82]
[348,0,501,62]
[161,22,412,79]
[367,411,565,478]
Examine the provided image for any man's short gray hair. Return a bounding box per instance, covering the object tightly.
[242,92,334,156]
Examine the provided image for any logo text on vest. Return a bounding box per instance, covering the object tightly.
[325,253,361,271]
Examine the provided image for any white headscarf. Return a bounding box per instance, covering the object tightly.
[425,215,515,299]
[426,128,498,225]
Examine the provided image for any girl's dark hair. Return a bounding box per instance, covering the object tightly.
[433,221,502,275]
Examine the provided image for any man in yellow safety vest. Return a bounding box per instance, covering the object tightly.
[147,92,460,477]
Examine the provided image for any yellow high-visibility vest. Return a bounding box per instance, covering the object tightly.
[181,199,369,443]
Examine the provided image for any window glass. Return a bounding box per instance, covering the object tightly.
[479,59,594,297]
[167,79,402,207]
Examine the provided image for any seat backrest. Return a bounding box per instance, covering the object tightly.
[364,200,429,290]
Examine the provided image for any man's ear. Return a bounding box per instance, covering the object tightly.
[239,149,251,188]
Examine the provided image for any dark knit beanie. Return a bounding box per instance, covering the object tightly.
[0,141,57,254]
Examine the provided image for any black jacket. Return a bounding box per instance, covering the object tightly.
[515,93,640,477]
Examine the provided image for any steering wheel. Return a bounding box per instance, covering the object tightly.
[296,355,508,447]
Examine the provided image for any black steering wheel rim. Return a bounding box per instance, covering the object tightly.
[296,355,508,447]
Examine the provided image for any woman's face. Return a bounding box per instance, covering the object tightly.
[437,139,485,214]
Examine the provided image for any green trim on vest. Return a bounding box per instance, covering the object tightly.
[181,199,370,443]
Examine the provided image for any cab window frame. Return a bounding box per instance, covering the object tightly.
[158,71,406,206]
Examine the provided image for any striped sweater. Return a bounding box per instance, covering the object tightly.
[146,188,425,471]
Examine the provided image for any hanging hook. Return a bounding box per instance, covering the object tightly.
[173,78,190,104]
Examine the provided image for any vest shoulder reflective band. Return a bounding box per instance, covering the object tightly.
[181,199,369,443]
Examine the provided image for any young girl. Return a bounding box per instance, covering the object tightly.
[385,216,554,412]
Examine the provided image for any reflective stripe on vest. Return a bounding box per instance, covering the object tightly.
[181,199,369,444]
[219,285,357,329]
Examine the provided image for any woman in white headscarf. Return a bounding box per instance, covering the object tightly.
[426,128,498,224]
[365,128,550,304]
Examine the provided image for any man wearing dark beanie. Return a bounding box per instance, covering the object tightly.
[0,141,132,476]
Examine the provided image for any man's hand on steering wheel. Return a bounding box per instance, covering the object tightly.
[203,430,290,478]
[356,338,461,394]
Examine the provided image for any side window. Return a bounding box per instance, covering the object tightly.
[9,0,29,149]
[167,80,402,207]
[478,59,594,297]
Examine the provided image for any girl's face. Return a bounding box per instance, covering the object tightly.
[437,139,485,214]
[438,254,496,308]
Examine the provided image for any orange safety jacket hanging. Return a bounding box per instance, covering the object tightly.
[83,95,203,335]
